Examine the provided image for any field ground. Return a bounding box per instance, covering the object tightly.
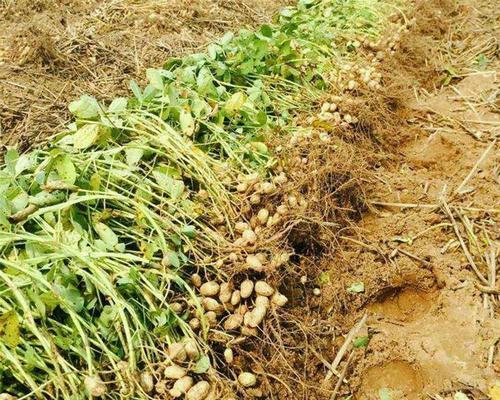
[0,0,498,399]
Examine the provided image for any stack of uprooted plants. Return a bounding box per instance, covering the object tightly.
[0,0,416,399]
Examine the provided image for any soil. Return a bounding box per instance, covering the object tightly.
[0,0,498,399]
[315,2,499,398]
[0,0,291,148]
[344,68,499,398]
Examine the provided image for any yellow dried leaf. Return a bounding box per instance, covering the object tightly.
[489,385,500,400]
[0,310,20,348]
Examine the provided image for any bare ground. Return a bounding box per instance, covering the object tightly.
[346,69,499,398]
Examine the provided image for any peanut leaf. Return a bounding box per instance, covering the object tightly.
[0,310,20,348]
[224,92,247,116]
[180,109,195,136]
[347,282,365,293]
[69,95,99,119]
[54,154,77,185]
[73,124,100,149]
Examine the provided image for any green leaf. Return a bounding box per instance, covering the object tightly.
[353,336,370,348]
[99,305,119,329]
[179,109,195,136]
[125,148,144,167]
[253,40,269,59]
[90,173,101,191]
[56,285,84,312]
[146,68,164,90]
[193,355,211,374]
[180,67,196,85]
[249,142,268,155]
[207,44,219,60]
[170,180,185,199]
[35,171,45,185]
[163,250,180,268]
[475,54,489,70]
[11,191,29,212]
[94,222,119,249]
[191,98,211,118]
[197,67,216,96]
[5,148,19,175]
[0,201,10,227]
[153,168,185,199]
[15,153,35,176]
[280,7,295,17]
[108,97,128,113]
[181,225,196,238]
[347,282,365,293]
[54,154,77,185]
[73,124,101,149]
[255,110,268,126]
[39,292,60,314]
[0,311,20,348]
[130,80,142,101]
[219,31,234,46]
[260,24,273,38]
[317,272,330,285]
[378,388,393,400]
[115,243,126,253]
[224,92,247,116]
[24,345,38,369]
[69,95,100,119]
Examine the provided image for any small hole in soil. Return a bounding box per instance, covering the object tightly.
[286,222,326,257]
[369,286,437,322]
[359,360,424,400]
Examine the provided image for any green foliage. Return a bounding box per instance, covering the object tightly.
[347,282,365,293]
[353,336,370,348]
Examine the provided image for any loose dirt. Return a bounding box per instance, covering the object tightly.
[344,67,499,398]
[0,0,291,148]
[367,287,437,322]
[359,361,424,400]
[322,2,499,397]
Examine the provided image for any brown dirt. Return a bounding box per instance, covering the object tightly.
[0,0,291,149]
[344,68,499,399]
[320,1,499,398]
